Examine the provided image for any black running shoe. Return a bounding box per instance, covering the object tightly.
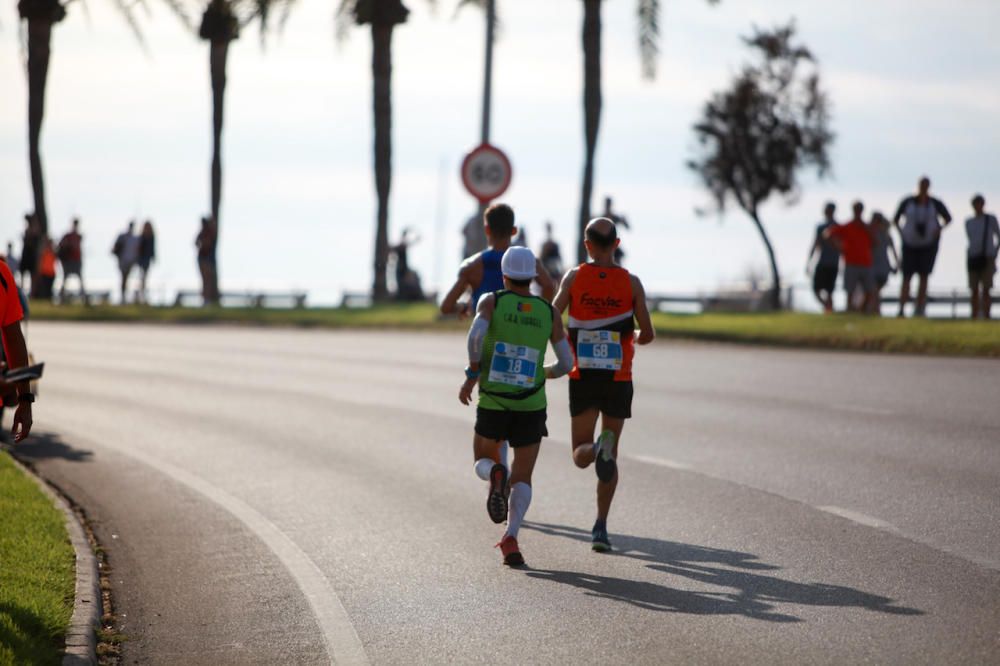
[487,463,508,524]
[591,524,612,553]
[594,429,617,483]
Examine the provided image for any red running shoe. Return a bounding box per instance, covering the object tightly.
[496,535,524,567]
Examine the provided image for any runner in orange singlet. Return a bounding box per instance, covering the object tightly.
[552,217,655,551]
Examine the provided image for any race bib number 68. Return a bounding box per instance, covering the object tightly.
[577,330,622,370]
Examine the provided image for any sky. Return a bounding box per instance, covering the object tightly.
[2,0,999,306]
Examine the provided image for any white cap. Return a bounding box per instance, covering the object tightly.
[501,246,537,280]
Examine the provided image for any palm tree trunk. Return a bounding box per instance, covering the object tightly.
[371,22,394,301]
[26,18,53,297]
[578,0,602,264]
[208,40,228,303]
[749,210,782,310]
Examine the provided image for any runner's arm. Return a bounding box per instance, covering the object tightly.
[545,306,573,379]
[551,267,577,314]
[2,321,32,442]
[631,276,655,346]
[459,294,494,405]
[440,262,474,315]
[534,259,556,302]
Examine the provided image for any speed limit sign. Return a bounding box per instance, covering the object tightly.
[461,143,512,203]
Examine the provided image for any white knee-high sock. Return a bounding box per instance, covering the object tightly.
[474,458,495,481]
[505,482,532,539]
[499,441,510,472]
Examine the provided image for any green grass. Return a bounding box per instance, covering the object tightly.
[27,301,453,329]
[26,302,1000,357]
[650,311,1000,357]
[0,451,75,666]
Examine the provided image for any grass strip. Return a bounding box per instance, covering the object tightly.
[26,303,1000,357]
[650,312,1000,357]
[0,451,75,666]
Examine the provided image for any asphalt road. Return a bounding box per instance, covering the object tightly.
[13,322,1000,665]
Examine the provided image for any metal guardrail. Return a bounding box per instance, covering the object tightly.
[173,290,307,309]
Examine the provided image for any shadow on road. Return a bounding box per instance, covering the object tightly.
[2,431,93,463]
[523,521,923,622]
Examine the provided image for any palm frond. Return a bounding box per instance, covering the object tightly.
[110,0,150,54]
[159,0,194,32]
[333,0,353,44]
[637,0,659,80]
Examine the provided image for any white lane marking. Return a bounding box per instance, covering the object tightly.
[830,403,896,416]
[816,505,899,531]
[627,454,693,471]
[70,435,368,665]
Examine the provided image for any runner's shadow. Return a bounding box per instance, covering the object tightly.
[522,522,923,621]
[525,521,779,571]
[2,431,93,463]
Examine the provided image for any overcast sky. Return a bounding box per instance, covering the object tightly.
[2,0,998,305]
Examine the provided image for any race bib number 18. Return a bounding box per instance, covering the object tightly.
[577,330,622,370]
[488,342,539,388]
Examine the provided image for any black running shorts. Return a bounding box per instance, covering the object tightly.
[901,243,939,278]
[569,380,633,419]
[475,407,548,447]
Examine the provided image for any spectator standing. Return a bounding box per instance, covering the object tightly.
[825,201,876,313]
[601,197,630,265]
[37,238,57,301]
[138,220,157,304]
[869,211,898,316]
[965,194,999,320]
[112,221,140,304]
[57,217,86,303]
[806,202,841,313]
[20,214,40,292]
[539,221,564,283]
[893,177,952,317]
[196,216,219,305]
[5,243,20,282]
[462,214,487,260]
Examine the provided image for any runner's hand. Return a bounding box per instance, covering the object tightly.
[457,301,472,320]
[11,403,31,443]
[459,377,477,405]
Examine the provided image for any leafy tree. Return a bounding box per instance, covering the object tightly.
[688,22,833,309]
[577,0,719,264]
[337,0,419,301]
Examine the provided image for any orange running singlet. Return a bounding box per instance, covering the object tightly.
[568,263,635,382]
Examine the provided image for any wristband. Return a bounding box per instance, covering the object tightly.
[464,367,481,380]
[17,393,35,404]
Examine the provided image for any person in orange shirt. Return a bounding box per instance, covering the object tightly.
[552,217,655,552]
[37,237,57,302]
[825,201,877,314]
[0,258,34,442]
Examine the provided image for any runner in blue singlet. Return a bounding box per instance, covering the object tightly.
[441,204,554,318]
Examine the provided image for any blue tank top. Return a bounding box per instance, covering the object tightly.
[472,249,505,306]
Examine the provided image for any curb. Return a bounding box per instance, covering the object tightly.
[10,455,101,665]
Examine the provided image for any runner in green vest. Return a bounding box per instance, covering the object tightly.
[459,246,574,566]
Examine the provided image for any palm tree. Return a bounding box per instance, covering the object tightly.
[577,0,718,263]
[17,0,66,243]
[166,0,293,302]
[337,0,422,302]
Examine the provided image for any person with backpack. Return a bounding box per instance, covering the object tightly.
[965,194,1000,319]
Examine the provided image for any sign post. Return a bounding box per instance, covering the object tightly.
[461,143,512,204]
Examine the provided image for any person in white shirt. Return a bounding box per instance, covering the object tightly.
[892,176,952,317]
[965,194,999,320]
